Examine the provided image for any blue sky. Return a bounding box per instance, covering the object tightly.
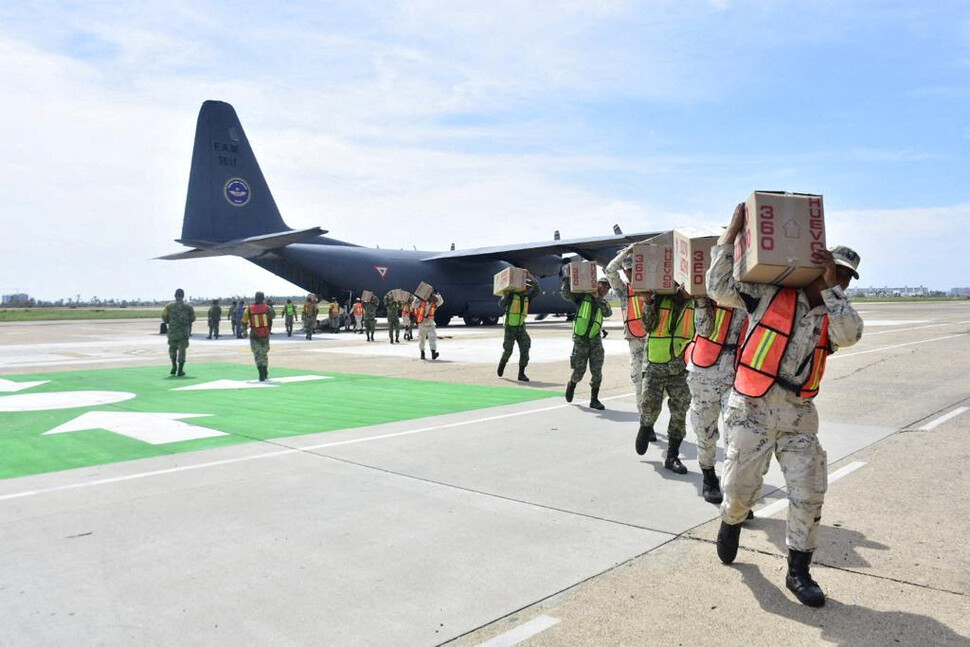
[1,1,968,300]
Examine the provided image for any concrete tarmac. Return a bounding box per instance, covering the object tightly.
[0,301,967,646]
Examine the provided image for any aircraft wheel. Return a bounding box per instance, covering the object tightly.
[482,316,499,326]
[463,316,482,327]
[435,313,452,327]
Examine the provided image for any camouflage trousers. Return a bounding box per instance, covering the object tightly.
[387,317,400,337]
[418,323,437,352]
[627,339,645,413]
[303,318,315,338]
[208,320,220,338]
[638,358,690,442]
[364,318,376,335]
[721,386,827,552]
[284,315,294,334]
[501,325,531,368]
[569,335,604,388]
[329,316,338,332]
[249,335,271,368]
[168,337,189,364]
[687,362,735,470]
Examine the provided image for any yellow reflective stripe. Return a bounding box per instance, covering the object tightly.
[751,330,777,370]
[654,308,671,337]
[712,308,727,341]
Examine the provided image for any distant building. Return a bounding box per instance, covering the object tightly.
[950,288,970,297]
[847,286,931,298]
[2,293,29,305]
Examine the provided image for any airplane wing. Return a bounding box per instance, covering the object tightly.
[421,231,665,267]
[157,227,327,260]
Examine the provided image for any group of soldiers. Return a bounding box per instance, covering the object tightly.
[495,203,863,608]
[164,202,862,608]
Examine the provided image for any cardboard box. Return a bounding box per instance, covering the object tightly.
[414,282,434,301]
[673,228,720,296]
[387,288,411,303]
[630,231,676,294]
[361,290,375,303]
[493,267,530,296]
[569,261,599,293]
[734,191,826,286]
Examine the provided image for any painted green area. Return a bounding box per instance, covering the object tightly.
[0,308,166,321]
[0,363,557,480]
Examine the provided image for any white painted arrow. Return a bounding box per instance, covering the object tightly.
[0,378,49,393]
[44,412,225,445]
[173,375,331,391]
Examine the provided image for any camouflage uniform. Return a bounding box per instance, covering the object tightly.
[708,243,863,551]
[498,279,541,375]
[327,301,340,333]
[233,301,246,338]
[605,251,647,410]
[362,295,379,341]
[162,294,196,375]
[687,298,748,470]
[283,301,297,337]
[206,301,222,339]
[638,295,694,442]
[384,293,402,343]
[560,276,612,389]
[302,299,319,340]
[415,293,444,356]
[243,296,275,378]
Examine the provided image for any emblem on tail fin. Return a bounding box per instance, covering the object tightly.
[224,178,251,207]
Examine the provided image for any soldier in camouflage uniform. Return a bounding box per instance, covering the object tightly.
[606,245,649,427]
[362,293,380,341]
[497,274,540,382]
[161,288,196,376]
[206,299,222,339]
[560,275,612,410]
[243,291,275,381]
[635,284,697,474]
[414,290,444,360]
[282,299,297,337]
[302,295,319,340]
[687,297,748,504]
[710,202,864,608]
[327,299,340,333]
[384,292,402,343]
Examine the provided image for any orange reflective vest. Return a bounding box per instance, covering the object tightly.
[353,302,363,317]
[329,302,339,317]
[248,303,271,338]
[625,286,646,339]
[416,300,436,324]
[734,288,830,399]
[689,303,748,368]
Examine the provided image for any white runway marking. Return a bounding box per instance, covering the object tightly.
[0,378,49,392]
[44,411,223,445]
[756,461,866,518]
[172,375,332,391]
[832,334,965,359]
[918,407,968,431]
[864,320,970,336]
[0,390,135,412]
[476,615,561,647]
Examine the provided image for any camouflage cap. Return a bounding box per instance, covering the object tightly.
[829,245,860,280]
[254,291,265,302]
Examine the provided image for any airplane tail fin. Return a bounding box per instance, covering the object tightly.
[180,100,290,244]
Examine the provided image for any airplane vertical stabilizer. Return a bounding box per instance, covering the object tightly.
[181,101,290,244]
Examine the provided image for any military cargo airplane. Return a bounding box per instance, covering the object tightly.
[161,101,661,327]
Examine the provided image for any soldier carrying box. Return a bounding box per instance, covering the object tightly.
[496,272,541,382]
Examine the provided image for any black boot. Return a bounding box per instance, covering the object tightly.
[786,550,826,607]
[497,357,508,377]
[589,387,605,410]
[170,360,177,376]
[565,381,576,402]
[432,350,439,360]
[664,438,688,474]
[421,350,426,360]
[716,521,742,564]
[517,368,529,382]
[701,468,723,504]
[258,365,268,382]
[177,362,185,377]
[646,427,658,442]
[635,424,652,456]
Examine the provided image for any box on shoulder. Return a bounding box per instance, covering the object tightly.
[569,261,599,293]
[414,282,434,301]
[361,290,375,303]
[734,191,826,287]
[388,288,411,303]
[673,228,720,296]
[630,231,676,294]
[493,267,530,296]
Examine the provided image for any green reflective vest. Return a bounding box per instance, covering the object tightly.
[573,295,604,339]
[505,294,530,327]
[646,297,695,363]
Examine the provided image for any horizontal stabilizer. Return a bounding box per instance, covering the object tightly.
[158,227,326,260]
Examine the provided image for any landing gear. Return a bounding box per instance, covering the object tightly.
[462,316,482,327]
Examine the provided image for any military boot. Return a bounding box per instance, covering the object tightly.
[497,357,508,377]
[565,381,576,402]
[517,368,529,382]
[420,350,426,360]
[646,426,658,442]
[432,350,440,360]
[701,468,723,504]
[635,424,653,455]
[177,362,185,377]
[716,521,742,564]
[258,366,268,382]
[589,387,605,410]
[664,438,688,474]
[786,550,826,607]
[170,360,177,376]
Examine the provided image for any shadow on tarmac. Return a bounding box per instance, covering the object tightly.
[735,563,968,646]
[748,517,890,569]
